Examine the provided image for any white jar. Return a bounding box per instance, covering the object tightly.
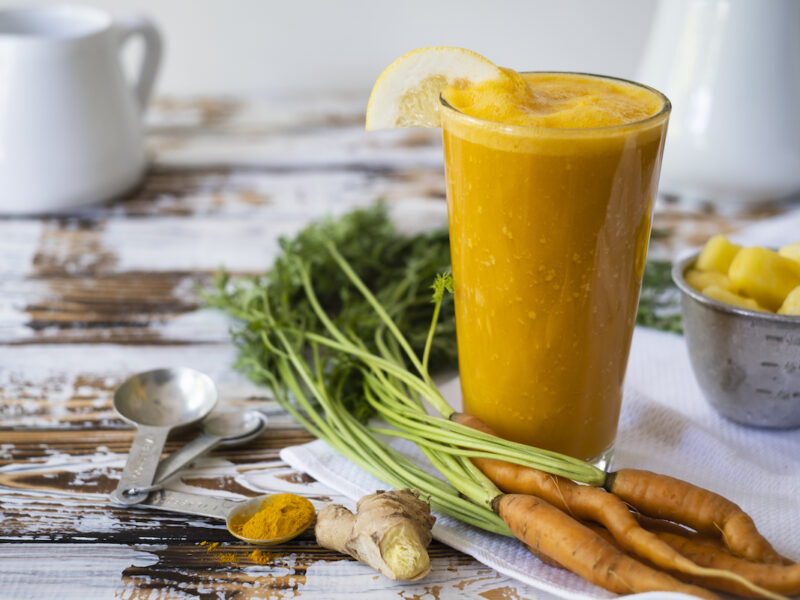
[637,0,800,204]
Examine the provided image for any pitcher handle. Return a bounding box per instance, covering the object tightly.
[115,14,163,112]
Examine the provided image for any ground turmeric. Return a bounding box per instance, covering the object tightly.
[216,552,238,563]
[249,549,281,565]
[232,493,316,541]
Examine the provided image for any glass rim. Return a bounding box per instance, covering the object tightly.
[439,71,672,135]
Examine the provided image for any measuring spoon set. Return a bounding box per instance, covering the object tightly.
[109,368,306,544]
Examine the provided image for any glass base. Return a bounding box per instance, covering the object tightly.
[586,443,614,473]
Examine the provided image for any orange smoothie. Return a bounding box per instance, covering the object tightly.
[441,71,669,462]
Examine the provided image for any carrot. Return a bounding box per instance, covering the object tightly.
[589,522,799,598]
[453,412,788,600]
[635,514,742,556]
[606,468,783,564]
[633,513,701,538]
[653,530,800,597]
[494,493,718,599]
[638,514,795,566]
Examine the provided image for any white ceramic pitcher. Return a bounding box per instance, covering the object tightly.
[0,5,161,214]
[637,0,800,204]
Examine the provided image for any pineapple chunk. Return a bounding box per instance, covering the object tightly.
[728,247,800,311]
[685,269,733,293]
[696,235,741,274]
[778,286,800,315]
[778,242,800,266]
[702,285,764,312]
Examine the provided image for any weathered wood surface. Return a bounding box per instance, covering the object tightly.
[0,95,793,600]
[0,96,542,600]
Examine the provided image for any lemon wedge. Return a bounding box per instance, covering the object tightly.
[365,46,504,131]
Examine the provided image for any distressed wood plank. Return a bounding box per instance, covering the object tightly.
[5,276,218,345]
[1,447,545,598]
[0,475,330,543]
[147,95,367,136]
[0,343,296,429]
[27,202,447,277]
[0,166,449,345]
[0,162,445,220]
[0,543,543,600]
[0,429,312,468]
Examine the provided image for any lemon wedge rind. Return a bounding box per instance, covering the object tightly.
[365,46,502,131]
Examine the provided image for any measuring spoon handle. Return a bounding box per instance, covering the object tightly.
[153,434,222,486]
[111,425,169,505]
[139,489,240,520]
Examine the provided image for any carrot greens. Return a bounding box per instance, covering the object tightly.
[207,206,455,422]
[205,206,605,534]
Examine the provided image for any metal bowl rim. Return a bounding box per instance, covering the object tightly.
[671,251,800,325]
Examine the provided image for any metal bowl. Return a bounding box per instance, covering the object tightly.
[672,252,800,428]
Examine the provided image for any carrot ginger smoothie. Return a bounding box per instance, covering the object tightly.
[441,71,670,462]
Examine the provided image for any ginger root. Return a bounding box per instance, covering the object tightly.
[315,489,436,581]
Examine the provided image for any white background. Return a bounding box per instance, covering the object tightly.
[0,0,658,97]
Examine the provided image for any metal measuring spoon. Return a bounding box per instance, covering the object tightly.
[130,410,268,495]
[140,489,315,545]
[110,368,217,506]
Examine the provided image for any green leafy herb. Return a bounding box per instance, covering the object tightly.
[636,259,683,334]
[205,205,456,422]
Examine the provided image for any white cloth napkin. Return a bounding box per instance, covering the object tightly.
[280,209,800,598]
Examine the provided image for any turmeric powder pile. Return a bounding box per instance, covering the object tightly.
[232,493,315,541]
[249,549,282,565]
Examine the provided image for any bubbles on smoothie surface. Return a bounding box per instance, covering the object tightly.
[442,67,543,123]
[442,70,663,128]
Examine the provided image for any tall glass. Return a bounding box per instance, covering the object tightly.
[441,73,670,464]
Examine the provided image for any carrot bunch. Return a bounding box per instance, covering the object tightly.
[454,412,797,600]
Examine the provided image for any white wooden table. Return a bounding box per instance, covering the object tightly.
[0,95,790,599]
